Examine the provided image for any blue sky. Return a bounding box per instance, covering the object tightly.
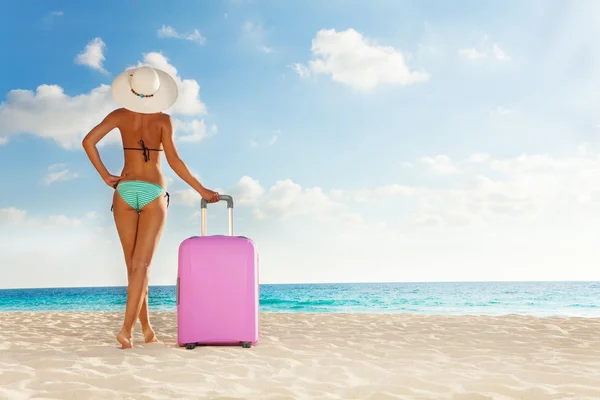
[1,0,600,289]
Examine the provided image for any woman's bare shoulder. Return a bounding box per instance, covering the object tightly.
[159,112,172,121]
[157,112,173,127]
[109,107,128,117]
[104,107,128,123]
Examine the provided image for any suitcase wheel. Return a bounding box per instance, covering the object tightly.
[185,343,197,350]
[241,341,252,348]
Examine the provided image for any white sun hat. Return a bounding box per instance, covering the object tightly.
[111,66,178,114]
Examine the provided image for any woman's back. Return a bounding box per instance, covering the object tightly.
[117,108,168,188]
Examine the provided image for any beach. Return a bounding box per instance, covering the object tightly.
[1,312,600,399]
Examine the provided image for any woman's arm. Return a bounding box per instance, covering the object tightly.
[161,115,219,202]
[82,109,124,187]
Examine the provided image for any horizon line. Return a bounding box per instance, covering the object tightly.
[1,280,599,291]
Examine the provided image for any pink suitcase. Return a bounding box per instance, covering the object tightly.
[176,195,259,349]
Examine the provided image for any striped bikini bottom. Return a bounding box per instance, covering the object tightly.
[113,180,170,213]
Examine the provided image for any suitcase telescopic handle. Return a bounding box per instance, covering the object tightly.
[200,195,234,209]
[200,194,234,236]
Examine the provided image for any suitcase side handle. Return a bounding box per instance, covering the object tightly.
[200,194,234,236]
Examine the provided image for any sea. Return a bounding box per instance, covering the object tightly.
[0,282,599,317]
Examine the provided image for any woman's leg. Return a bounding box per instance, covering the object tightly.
[116,193,167,349]
[112,192,156,342]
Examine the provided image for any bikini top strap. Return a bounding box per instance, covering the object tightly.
[123,140,163,162]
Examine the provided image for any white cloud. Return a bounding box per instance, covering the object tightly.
[399,146,600,228]
[45,215,83,227]
[409,213,444,227]
[179,175,362,224]
[290,63,311,79]
[241,21,274,54]
[0,84,115,149]
[84,211,102,220]
[408,178,539,228]
[226,176,266,206]
[0,52,208,148]
[492,44,510,61]
[420,155,460,174]
[298,28,429,90]
[493,106,513,116]
[488,154,565,173]
[269,133,278,145]
[0,208,27,226]
[44,163,79,185]
[467,153,491,163]
[249,130,280,148]
[170,168,208,206]
[43,11,64,27]
[0,207,82,228]
[258,147,594,231]
[190,154,590,229]
[259,45,275,54]
[74,37,107,74]
[174,119,216,142]
[459,42,510,61]
[173,189,201,207]
[458,48,487,60]
[0,207,122,289]
[413,43,442,60]
[225,177,363,224]
[221,159,600,232]
[0,137,7,146]
[157,25,206,45]
[351,184,416,203]
[163,175,175,189]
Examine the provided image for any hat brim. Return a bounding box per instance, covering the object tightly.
[111,67,178,114]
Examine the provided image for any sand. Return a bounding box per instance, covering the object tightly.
[1,312,600,400]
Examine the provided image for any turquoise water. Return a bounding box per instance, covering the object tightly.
[0,282,599,316]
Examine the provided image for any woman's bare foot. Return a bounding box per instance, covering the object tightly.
[116,330,133,349]
[142,327,159,343]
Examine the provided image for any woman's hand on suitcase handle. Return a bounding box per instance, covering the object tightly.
[199,187,220,203]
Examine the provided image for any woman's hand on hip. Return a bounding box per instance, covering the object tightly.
[103,173,125,189]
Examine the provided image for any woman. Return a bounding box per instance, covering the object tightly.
[82,66,220,349]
